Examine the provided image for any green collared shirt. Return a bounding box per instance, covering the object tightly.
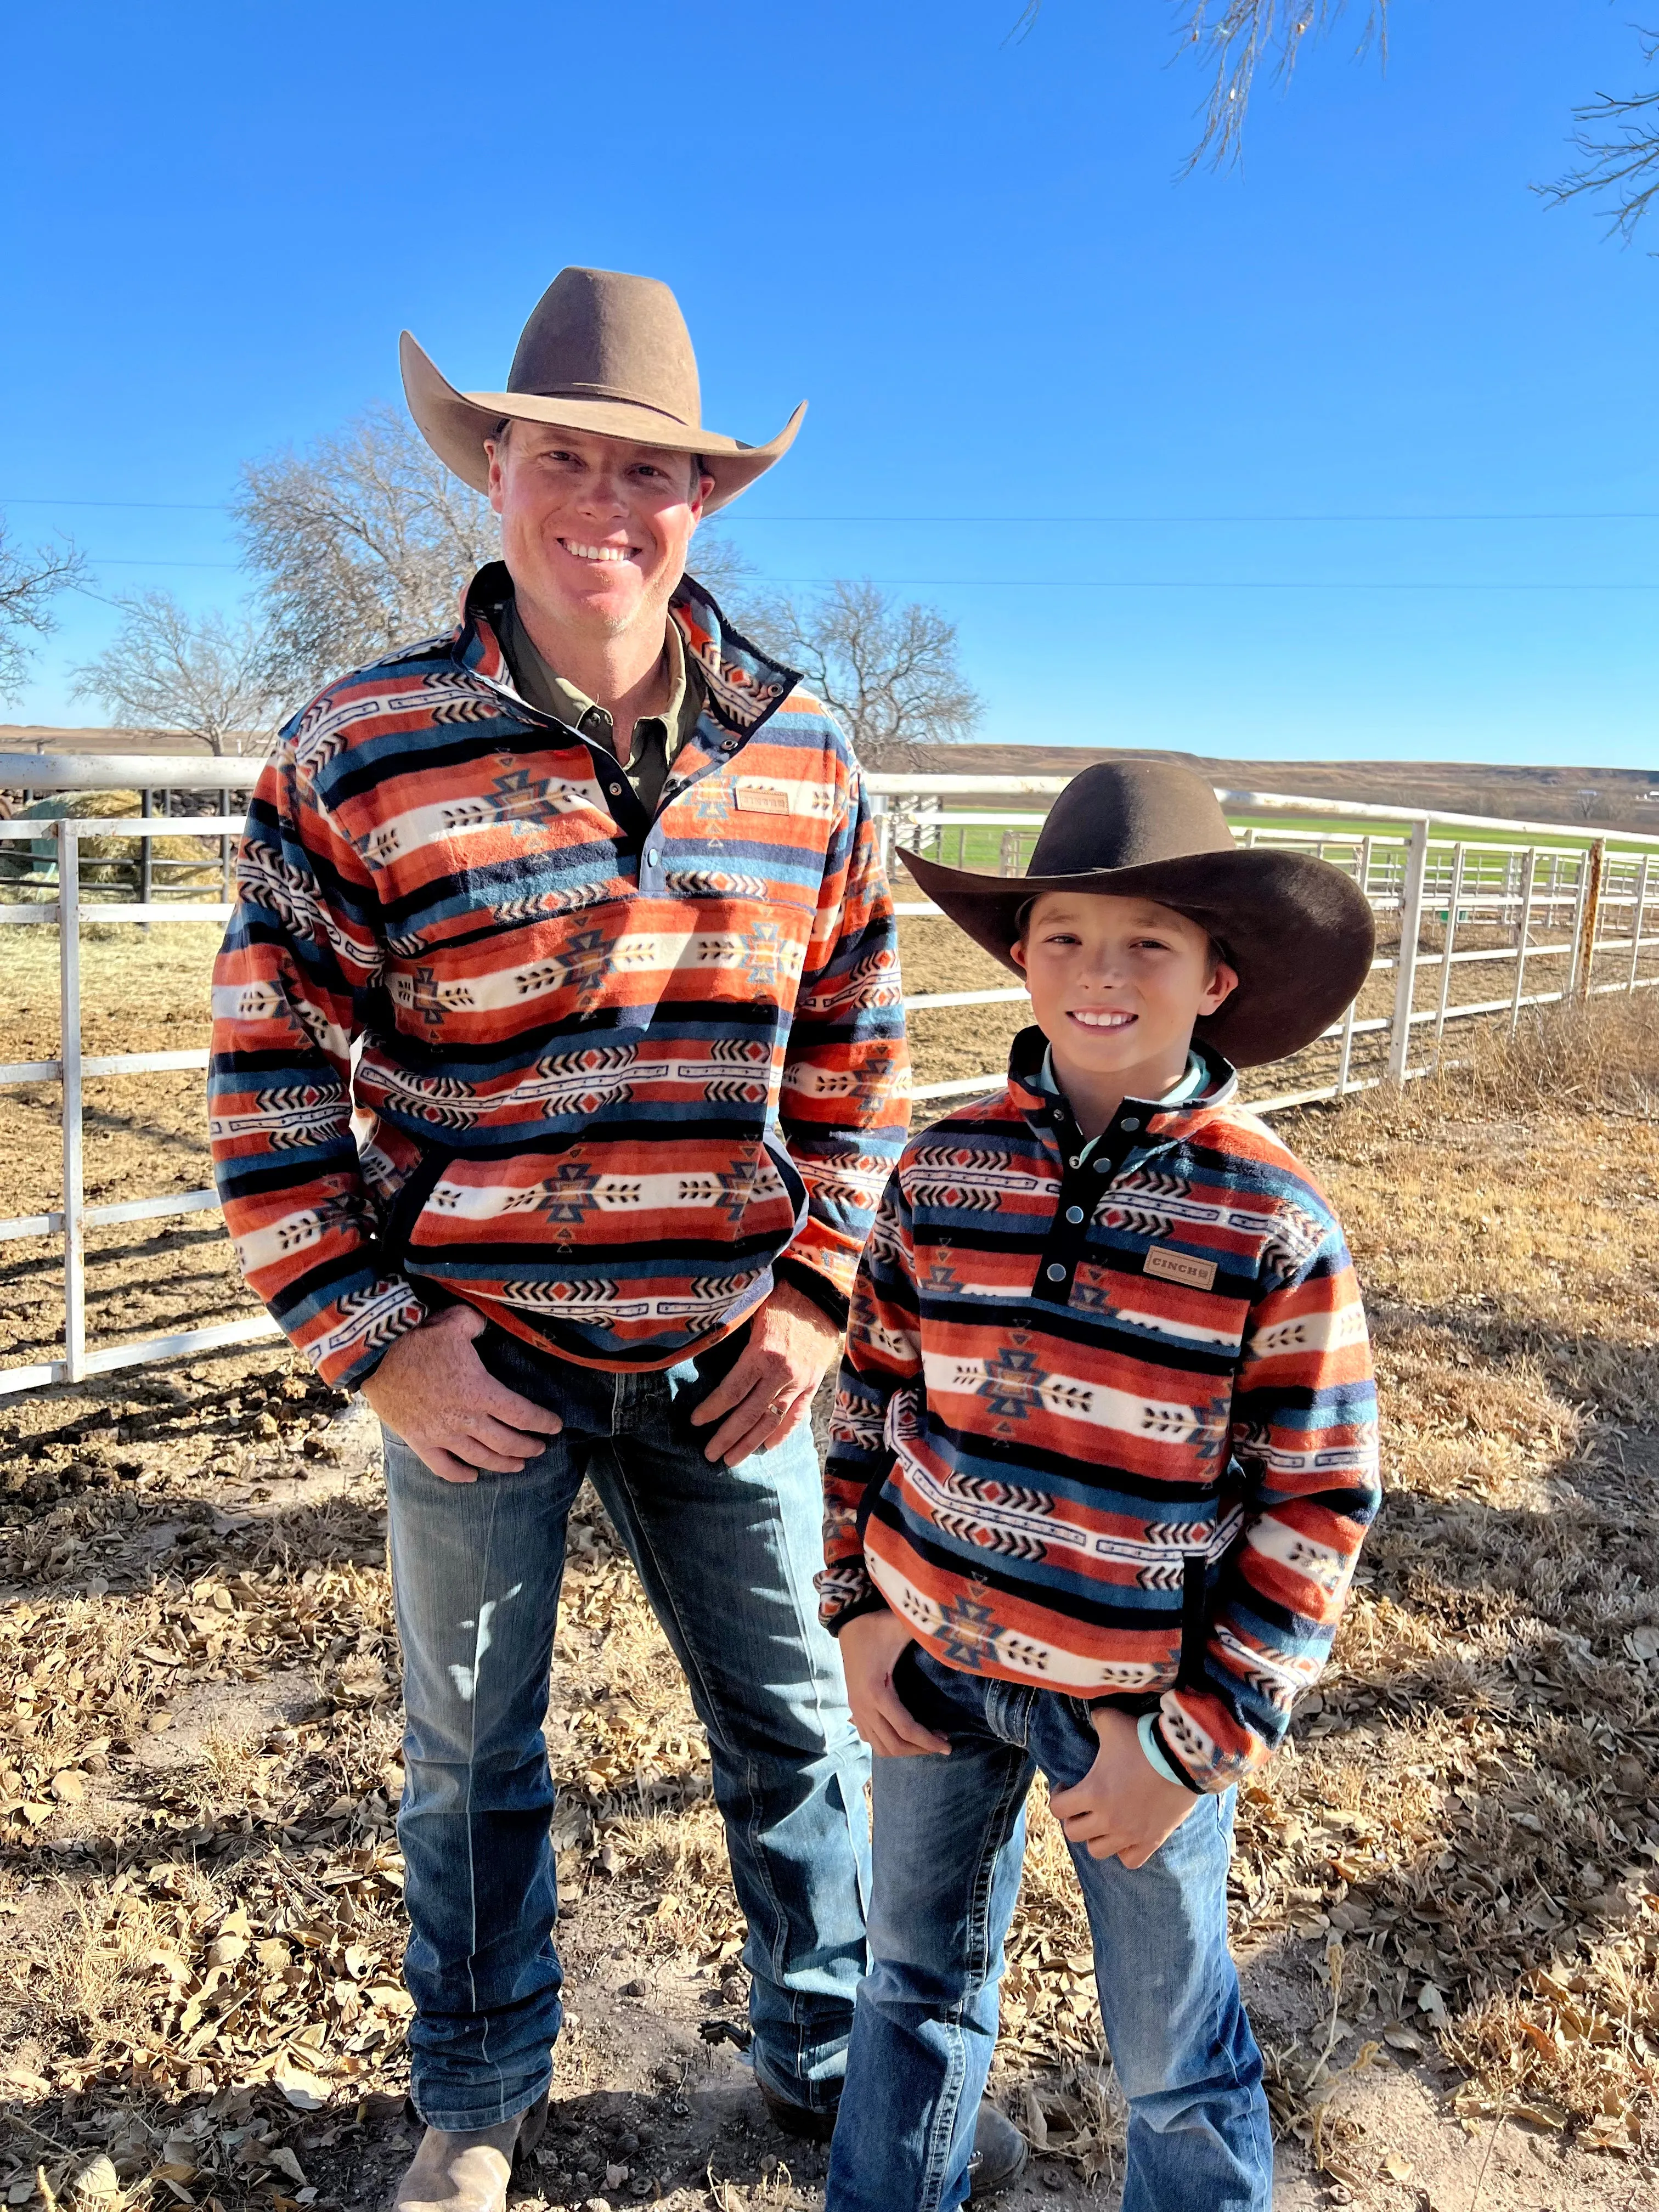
[498,593,704,807]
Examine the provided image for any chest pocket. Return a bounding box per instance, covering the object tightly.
[1069,1252,1251,1367]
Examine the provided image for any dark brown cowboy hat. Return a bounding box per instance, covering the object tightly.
[900,760,1376,1068]
[401,266,804,515]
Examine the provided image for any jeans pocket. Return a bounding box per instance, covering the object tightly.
[891,1643,963,1737]
[666,1318,754,1444]
[472,1323,567,1425]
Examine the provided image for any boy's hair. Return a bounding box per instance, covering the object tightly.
[1013,893,1230,977]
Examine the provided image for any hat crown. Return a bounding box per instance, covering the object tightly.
[1026,760,1235,879]
[506,266,702,432]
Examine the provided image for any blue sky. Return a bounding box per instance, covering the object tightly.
[1,0,1654,766]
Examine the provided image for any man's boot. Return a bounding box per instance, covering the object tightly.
[393,2092,548,2212]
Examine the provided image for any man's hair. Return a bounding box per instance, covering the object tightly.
[489,416,706,498]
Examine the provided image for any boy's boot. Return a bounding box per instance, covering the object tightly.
[763,2087,1026,2197]
[393,2092,548,2212]
[965,2103,1028,2198]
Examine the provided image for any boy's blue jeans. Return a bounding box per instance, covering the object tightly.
[827,1645,1272,2212]
[381,1325,871,2132]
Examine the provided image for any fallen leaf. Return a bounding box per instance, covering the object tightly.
[1382,2151,1413,2180]
[70,2156,120,2204]
[276,2063,329,2112]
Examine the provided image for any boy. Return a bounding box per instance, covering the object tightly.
[817,761,1381,2212]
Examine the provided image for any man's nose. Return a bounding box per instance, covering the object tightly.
[575,471,629,516]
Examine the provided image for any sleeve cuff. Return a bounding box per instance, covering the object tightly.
[827,1587,891,1637]
[1135,1712,1195,1790]
[774,1256,851,1333]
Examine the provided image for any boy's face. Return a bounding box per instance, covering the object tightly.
[1012,892,1238,1093]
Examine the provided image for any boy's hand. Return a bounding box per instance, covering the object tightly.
[837,1610,951,1759]
[1048,1707,1199,1867]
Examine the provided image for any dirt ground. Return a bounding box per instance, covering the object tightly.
[3,926,1658,2211]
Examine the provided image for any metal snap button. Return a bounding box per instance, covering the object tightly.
[1068,1155,1082,1169]
[1046,1263,1067,1281]
[646,848,659,866]
[609,783,623,797]
[1065,1206,1084,1224]
[1121,1117,1140,1132]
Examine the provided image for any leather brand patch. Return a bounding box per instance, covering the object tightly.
[1144,1244,1218,1291]
[735,785,791,814]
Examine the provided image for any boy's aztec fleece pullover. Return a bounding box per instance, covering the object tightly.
[209,566,907,1391]
[819,1026,1380,1792]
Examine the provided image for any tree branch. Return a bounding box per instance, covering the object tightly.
[1538,28,1659,245]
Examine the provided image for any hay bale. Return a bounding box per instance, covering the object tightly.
[2,790,223,896]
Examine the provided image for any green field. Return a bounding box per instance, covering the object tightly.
[917,809,1655,879]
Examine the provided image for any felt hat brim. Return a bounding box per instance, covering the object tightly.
[900,844,1376,1068]
[400,332,805,515]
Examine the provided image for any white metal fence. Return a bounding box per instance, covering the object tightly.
[1,754,1654,1397]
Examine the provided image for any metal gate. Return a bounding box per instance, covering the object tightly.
[2,753,1654,1396]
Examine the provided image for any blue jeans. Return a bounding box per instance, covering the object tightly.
[827,1647,1271,2212]
[382,1324,871,2132]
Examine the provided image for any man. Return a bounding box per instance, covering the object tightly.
[211,268,927,2212]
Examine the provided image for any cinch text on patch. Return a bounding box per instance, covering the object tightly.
[1144,1245,1218,1291]
[735,785,791,814]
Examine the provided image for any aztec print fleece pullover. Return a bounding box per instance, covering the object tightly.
[209,566,908,1391]
[819,1028,1380,1793]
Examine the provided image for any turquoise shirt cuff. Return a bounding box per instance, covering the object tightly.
[1137,1710,1189,1787]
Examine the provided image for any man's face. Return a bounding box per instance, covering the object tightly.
[1013,892,1237,1091]
[487,424,714,640]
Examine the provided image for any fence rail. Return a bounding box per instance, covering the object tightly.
[2,754,1655,1397]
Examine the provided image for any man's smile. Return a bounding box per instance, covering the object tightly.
[556,537,641,566]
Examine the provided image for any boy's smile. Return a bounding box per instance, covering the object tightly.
[1012,890,1238,1138]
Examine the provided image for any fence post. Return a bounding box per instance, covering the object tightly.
[871,789,891,880]
[139,787,153,928]
[1570,839,1606,1002]
[58,820,86,1385]
[1387,820,1430,1082]
[1334,833,1372,1096]
[1430,842,1466,1065]
[1629,854,1651,992]
[998,829,1022,876]
[1508,847,1538,1034]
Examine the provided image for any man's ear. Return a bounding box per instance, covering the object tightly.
[1201,960,1239,1015]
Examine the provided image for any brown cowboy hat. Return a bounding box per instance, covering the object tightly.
[900,760,1376,1068]
[400,266,803,515]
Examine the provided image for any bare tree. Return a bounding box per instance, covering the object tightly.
[0,517,88,701]
[233,404,499,698]
[1541,27,1659,245]
[1009,3,1387,169]
[749,580,983,760]
[74,591,283,757]
[684,528,769,632]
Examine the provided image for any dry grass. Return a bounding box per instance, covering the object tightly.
[4,950,1659,2204]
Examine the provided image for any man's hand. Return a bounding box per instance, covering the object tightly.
[838,1609,951,1759]
[689,1281,841,1464]
[361,1303,562,1483]
[1048,1707,1200,1868]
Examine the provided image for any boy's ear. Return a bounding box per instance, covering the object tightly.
[1010,939,1028,972]
[1201,959,1239,1017]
